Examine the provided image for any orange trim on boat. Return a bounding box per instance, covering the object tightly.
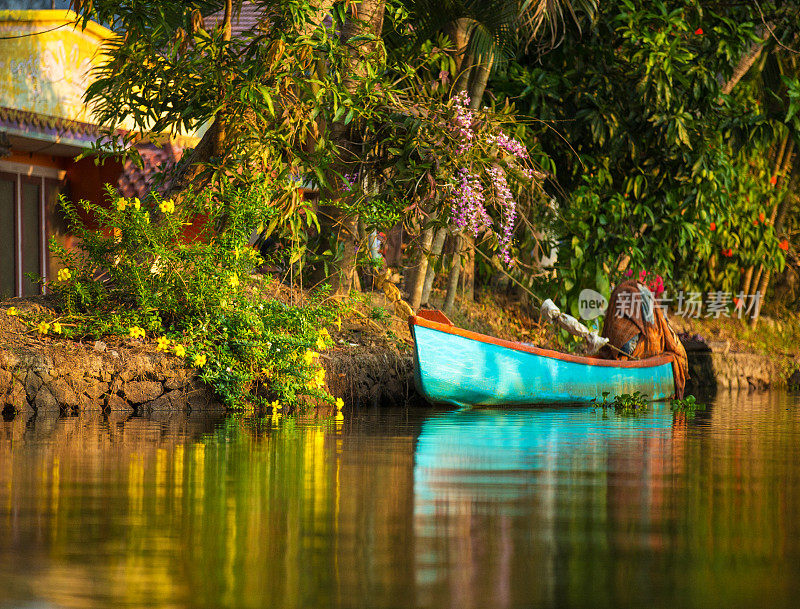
[409,315,676,369]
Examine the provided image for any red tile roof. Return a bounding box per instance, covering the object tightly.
[205,1,264,38]
[116,142,184,199]
[0,105,103,144]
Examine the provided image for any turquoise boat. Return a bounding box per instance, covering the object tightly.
[409,311,678,407]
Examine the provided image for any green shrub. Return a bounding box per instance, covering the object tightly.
[41,185,341,411]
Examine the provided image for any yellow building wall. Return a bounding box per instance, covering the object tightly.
[0,9,115,123]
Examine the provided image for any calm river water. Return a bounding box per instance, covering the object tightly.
[1,392,799,609]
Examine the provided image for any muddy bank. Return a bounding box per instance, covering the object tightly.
[2,293,798,415]
[0,298,418,415]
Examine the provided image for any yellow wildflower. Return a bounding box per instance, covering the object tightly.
[192,353,207,367]
[314,367,326,388]
[159,198,175,214]
[156,336,170,352]
[303,350,319,365]
[52,322,62,334]
[335,397,344,410]
[132,197,141,210]
[143,211,150,223]
[37,321,50,335]
[334,318,342,331]
[57,268,72,282]
[129,326,145,339]
[228,274,240,288]
[315,334,327,351]
[269,400,283,411]
[173,344,186,358]
[116,198,127,211]
[6,307,18,316]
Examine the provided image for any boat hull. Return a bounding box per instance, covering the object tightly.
[410,316,676,406]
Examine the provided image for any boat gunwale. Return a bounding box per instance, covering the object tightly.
[410,315,676,370]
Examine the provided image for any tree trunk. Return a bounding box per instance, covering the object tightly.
[421,226,448,306]
[461,234,475,301]
[213,0,233,157]
[720,36,765,95]
[468,51,494,110]
[406,227,435,311]
[323,0,386,296]
[443,235,462,315]
[748,136,793,323]
[445,18,472,92]
[740,265,754,297]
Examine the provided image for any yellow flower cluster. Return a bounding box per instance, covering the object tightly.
[117,198,127,211]
[132,197,141,210]
[6,307,18,316]
[307,366,326,390]
[129,326,145,339]
[52,322,62,334]
[159,198,175,214]
[303,350,319,365]
[156,336,170,352]
[228,274,240,288]
[57,268,72,282]
[269,400,283,411]
[37,321,50,335]
[192,353,207,367]
[173,344,186,358]
[335,397,344,410]
[315,328,330,351]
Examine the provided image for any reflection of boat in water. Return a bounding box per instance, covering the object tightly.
[409,312,677,407]
[414,406,675,508]
[412,405,683,607]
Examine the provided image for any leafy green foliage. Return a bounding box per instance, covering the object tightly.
[670,394,705,416]
[593,390,649,415]
[44,186,340,410]
[491,0,798,307]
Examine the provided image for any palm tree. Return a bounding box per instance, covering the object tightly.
[400,0,597,311]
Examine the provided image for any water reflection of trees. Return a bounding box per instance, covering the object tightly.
[0,395,798,609]
[0,412,417,609]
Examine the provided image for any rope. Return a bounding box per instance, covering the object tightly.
[472,245,638,360]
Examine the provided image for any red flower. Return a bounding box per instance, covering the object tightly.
[753,220,759,226]
[722,248,733,257]
[709,222,716,231]
[770,175,778,186]
[759,212,766,223]
[779,239,789,251]
[694,27,703,35]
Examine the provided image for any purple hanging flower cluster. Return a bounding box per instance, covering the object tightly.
[452,91,474,154]
[450,169,492,235]
[488,166,517,265]
[487,132,528,160]
[342,173,358,191]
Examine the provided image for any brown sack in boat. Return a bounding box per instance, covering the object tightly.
[599,280,688,398]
